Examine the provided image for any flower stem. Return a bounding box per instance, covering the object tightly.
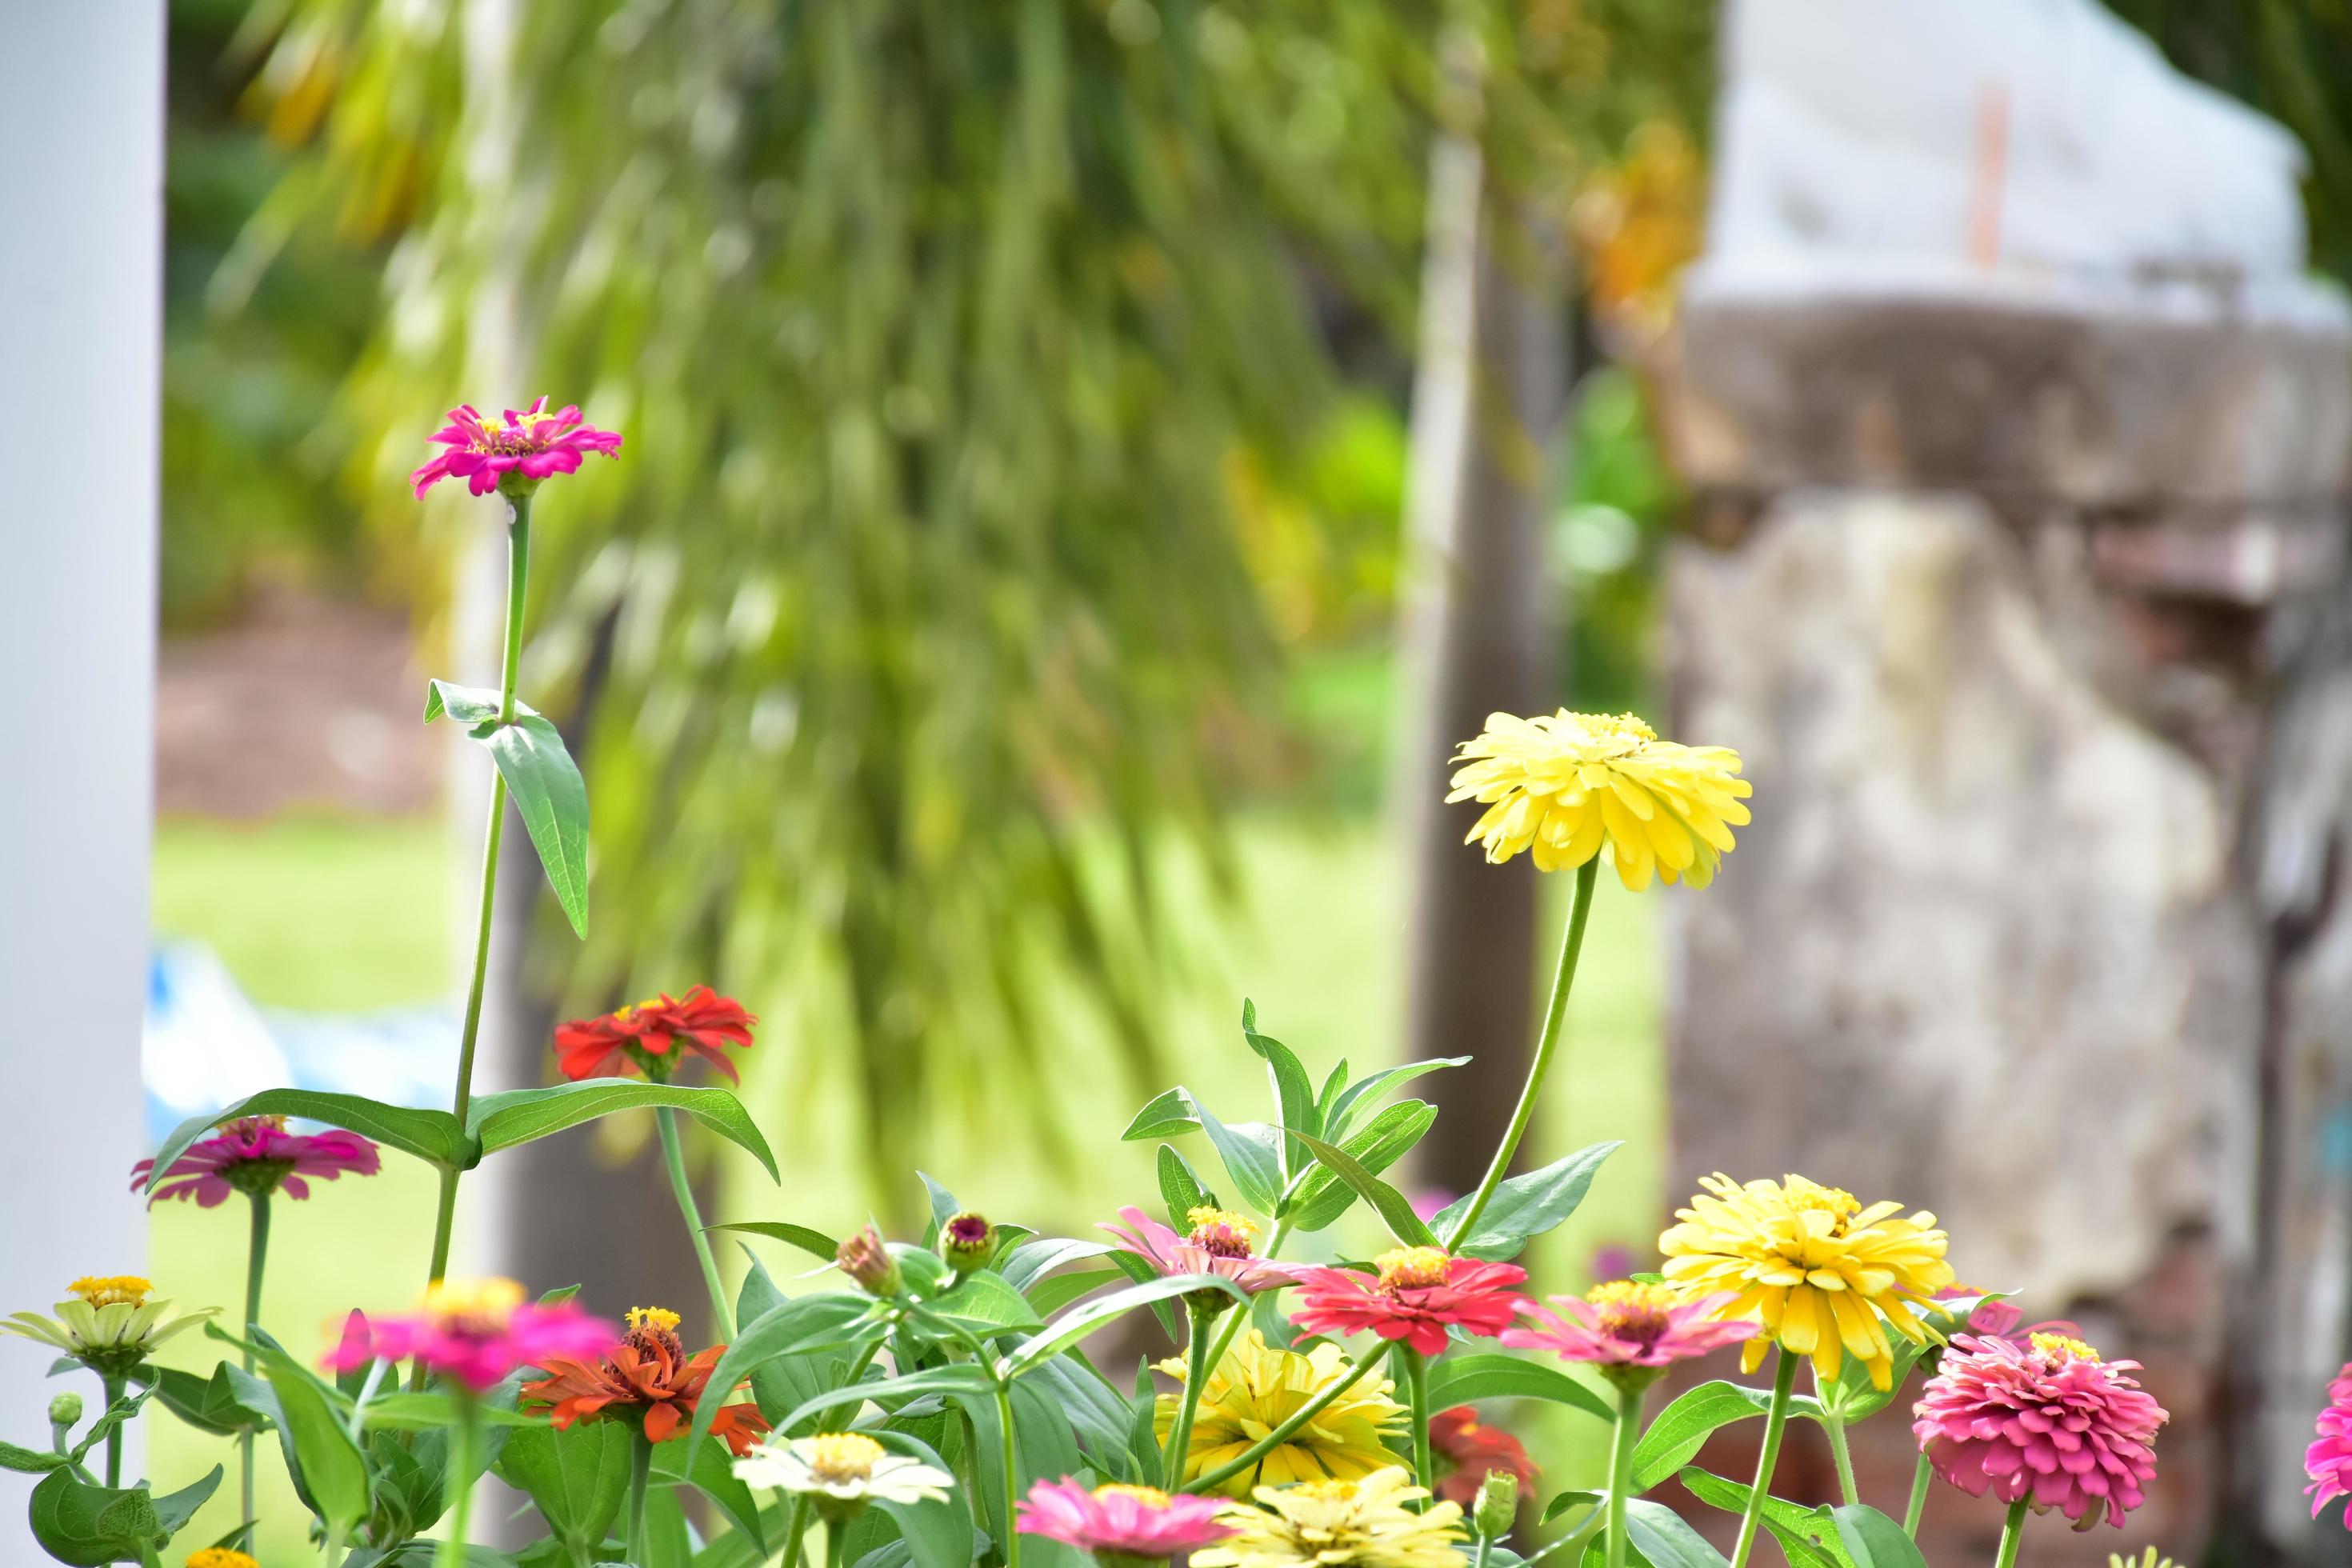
[1992,1498,2029,1568]
[1605,1380,1646,1568]
[825,1514,846,1568]
[781,1494,813,1568]
[241,1192,272,1525]
[1442,859,1598,1249]
[436,1404,478,1568]
[995,1379,1022,1568]
[1728,1350,1801,1568]
[1401,1346,1433,1496]
[100,1374,124,1487]
[1162,1302,1218,1489]
[1475,1537,1494,1568]
[657,1106,735,1339]
[1902,1449,1933,1538]
[422,494,533,1313]
[1192,1341,1397,1494]
[626,1426,654,1566]
[1821,1401,1859,1507]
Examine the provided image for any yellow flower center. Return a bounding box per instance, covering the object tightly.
[1570,710,1660,751]
[1186,1205,1261,1258]
[69,1277,151,1308]
[808,1432,886,1482]
[2030,1332,2101,1364]
[1586,1280,1678,1342]
[627,1306,682,1334]
[1094,1483,1172,1506]
[423,1277,526,1329]
[1374,1247,1454,1292]
[1786,1182,1862,1231]
[186,1550,260,1568]
[1289,1478,1364,1502]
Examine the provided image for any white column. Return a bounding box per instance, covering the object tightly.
[0,0,165,1530]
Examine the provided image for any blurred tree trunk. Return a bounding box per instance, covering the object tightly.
[1394,35,1572,1202]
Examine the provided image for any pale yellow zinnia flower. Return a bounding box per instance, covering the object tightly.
[1446,710,1750,888]
[1194,1467,1466,1568]
[1154,1331,1403,1496]
[1658,1174,1953,1390]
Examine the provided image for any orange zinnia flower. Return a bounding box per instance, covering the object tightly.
[521,1306,770,1453]
[552,987,757,1083]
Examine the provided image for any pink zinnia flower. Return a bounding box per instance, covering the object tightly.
[132,1115,381,1206]
[1289,1246,1527,1357]
[1016,1478,1235,1562]
[1101,1206,1309,1297]
[324,1279,616,1393]
[1912,1331,2167,1529]
[2306,1364,2352,1524]
[1429,1406,1537,1509]
[1502,1282,1755,1385]
[411,397,622,499]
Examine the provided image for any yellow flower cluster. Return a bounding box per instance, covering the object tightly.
[1198,1468,1466,1568]
[1155,1331,1403,1496]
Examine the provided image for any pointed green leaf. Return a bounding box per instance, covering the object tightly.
[1156,1143,1215,1230]
[1423,1354,1614,1424]
[711,1220,842,1262]
[651,1426,766,1550]
[1288,1131,1438,1247]
[495,1421,633,1547]
[148,1090,467,1186]
[1239,998,1318,1166]
[1002,1274,1245,1377]
[1324,1055,1470,1138]
[260,1345,370,1532]
[426,682,589,938]
[1434,1142,1622,1259]
[1121,1088,1196,1142]
[769,1365,998,1437]
[1678,1467,1854,1568]
[928,1270,1045,1333]
[0,1438,67,1474]
[1624,1498,1732,1568]
[466,1079,778,1181]
[1286,1099,1438,1232]
[1187,1095,1283,1214]
[686,1290,881,1461]
[1830,1505,1928,1568]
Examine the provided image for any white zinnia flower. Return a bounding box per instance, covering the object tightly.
[733,1433,953,1510]
[1,1277,216,1375]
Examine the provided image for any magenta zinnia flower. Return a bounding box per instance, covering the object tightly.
[1101,1206,1308,1297]
[1289,1247,1528,1357]
[1016,1478,1236,1562]
[2306,1364,2352,1524]
[131,1115,381,1206]
[1913,1331,2167,1528]
[1501,1282,1755,1386]
[411,397,622,500]
[324,1278,616,1393]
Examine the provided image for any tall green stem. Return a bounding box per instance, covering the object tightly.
[100,1374,124,1487]
[1728,1350,1800,1568]
[1604,1381,1646,1568]
[436,1406,478,1568]
[995,1380,1022,1568]
[1902,1450,1933,1538]
[1401,1346,1433,1495]
[422,494,531,1306]
[1824,1413,1859,1508]
[241,1193,272,1525]
[1162,1302,1218,1489]
[825,1515,847,1568]
[657,1106,734,1339]
[626,1428,654,1566]
[1992,1498,2029,1568]
[1442,860,1598,1248]
[780,1494,813,1568]
[1193,1341,1397,1494]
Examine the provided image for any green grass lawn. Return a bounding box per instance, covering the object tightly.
[146,810,1662,1555]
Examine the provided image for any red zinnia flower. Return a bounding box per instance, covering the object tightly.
[522,1306,770,1454]
[1428,1406,1536,1510]
[1289,1247,1528,1357]
[132,1115,381,1206]
[411,398,622,500]
[554,987,758,1084]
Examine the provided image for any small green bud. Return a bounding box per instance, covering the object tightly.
[941,1212,994,1274]
[837,1222,903,1297]
[47,1393,82,1428]
[1473,1469,1518,1538]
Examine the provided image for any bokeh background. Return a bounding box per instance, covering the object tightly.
[21,0,2352,1562]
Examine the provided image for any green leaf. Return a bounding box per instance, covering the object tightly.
[1239,998,1318,1166]
[1313,1058,1351,1130]
[711,1220,841,1262]
[146,1364,266,1439]
[148,1090,467,1186]
[1542,1489,1602,1525]
[1822,1338,1926,1422]
[1623,1499,1732,1568]
[1633,1381,1788,1492]
[1002,1274,1246,1377]
[0,1438,68,1474]
[1434,1142,1621,1259]
[1102,1248,1183,1340]
[928,1270,1045,1333]
[495,1422,633,1548]
[358,1394,548,1431]
[1678,1468,1854,1568]
[1156,1144,1215,1230]
[261,1346,370,1532]
[1324,1055,1470,1138]
[1121,1088,1195,1142]
[688,1290,882,1460]
[917,1172,962,1245]
[1423,1354,1614,1425]
[29,1467,222,1567]
[1285,1100,1438,1233]
[1188,1096,1285,1214]
[1830,1505,1928,1568]
[466,1080,779,1182]
[770,1365,998,1436]
[427,682,590,938]
[1287,1131,1438,1246]
[650,1427,767,1550]
[997,1238,1116,1298]
[866,1431,972,1568]
[1026,1266,1121,1318]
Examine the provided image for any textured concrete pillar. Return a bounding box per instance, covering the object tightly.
[1659,278,2352,1565]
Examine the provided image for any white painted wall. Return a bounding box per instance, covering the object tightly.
[0,0,165,1539]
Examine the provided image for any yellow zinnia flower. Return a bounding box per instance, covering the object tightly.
[2,1277,216,1378]
[1658,1174,1952,1390]
[1446,710,1750,888]
[1154,1331,1403,1496]
[1194,1467,1466,1568]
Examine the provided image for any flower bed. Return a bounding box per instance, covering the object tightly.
[23,397,2334,1568]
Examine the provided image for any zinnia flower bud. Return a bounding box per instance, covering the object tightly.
[47,1392,81,1430]
[837,1224,903,1298]
[1473,1469,1518,1538]
[942,1212,994,1274]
